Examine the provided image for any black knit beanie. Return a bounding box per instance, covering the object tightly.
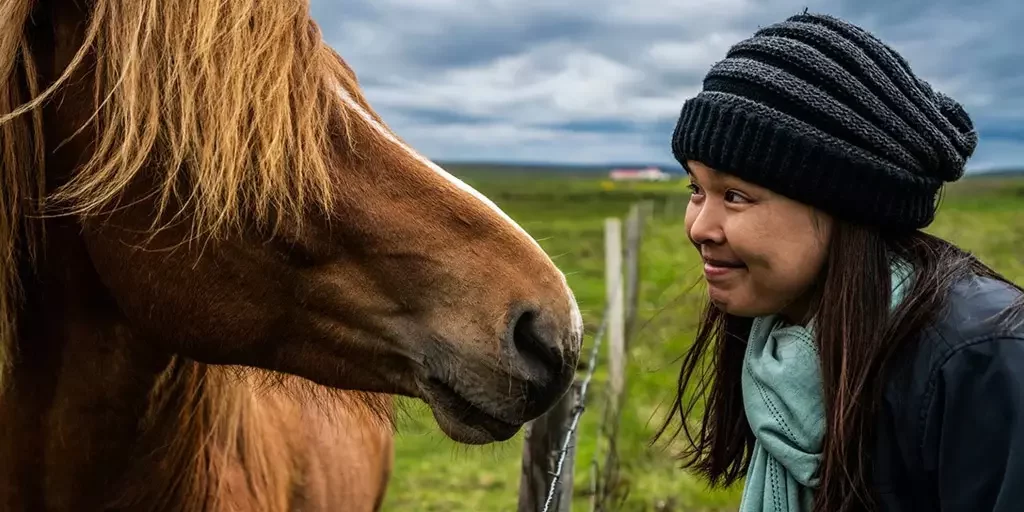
[671,11,978,230]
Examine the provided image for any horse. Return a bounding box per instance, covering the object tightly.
[0,1,584,510]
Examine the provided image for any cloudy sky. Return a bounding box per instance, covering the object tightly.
[310,0,1022,172]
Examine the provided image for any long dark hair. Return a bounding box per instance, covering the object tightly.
[653,219,1024,511]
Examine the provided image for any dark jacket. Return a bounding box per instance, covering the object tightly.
[873,273,1024,510]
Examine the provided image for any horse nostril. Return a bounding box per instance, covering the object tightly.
[508,309,564,384]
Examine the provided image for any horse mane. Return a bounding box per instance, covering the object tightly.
[112,358,392,511]
[0,2,395,505]
[0,0,372,386]
[0,0,45,389]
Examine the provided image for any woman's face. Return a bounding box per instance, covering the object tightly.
[684,160,832,321]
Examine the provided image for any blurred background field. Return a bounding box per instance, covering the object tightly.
[381,164,1024,512]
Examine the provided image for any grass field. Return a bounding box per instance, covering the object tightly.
[381,170,1024,511]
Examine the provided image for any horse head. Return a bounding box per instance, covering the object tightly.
[0,0,583,445]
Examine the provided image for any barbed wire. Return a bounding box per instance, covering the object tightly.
[540,276,622,512]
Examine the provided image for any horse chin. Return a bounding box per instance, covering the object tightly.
[430,408,521,445]
[417,376,524,445]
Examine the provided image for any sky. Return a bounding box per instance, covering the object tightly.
[310,0,1023,172]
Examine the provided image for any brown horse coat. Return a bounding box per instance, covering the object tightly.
[0,0,583,510]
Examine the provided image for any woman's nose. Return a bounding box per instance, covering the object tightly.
[686,201,726,246]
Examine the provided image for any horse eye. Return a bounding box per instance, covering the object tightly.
[264,233,321,268]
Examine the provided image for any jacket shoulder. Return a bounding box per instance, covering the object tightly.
[888,274,1023,406]
[898,274,1024,419]
[878,274,1024,509]
[925,273,1023,353]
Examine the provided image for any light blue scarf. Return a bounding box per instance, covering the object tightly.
[738,260,913,512]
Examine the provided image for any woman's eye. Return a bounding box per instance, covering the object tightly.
[724,190,749,203]
[687,183,702,195]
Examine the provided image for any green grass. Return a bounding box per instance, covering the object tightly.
[381,171,1024,511]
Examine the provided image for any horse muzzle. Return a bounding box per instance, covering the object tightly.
[415,308,581,444]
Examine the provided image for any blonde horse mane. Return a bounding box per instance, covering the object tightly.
[2,2,395,507]
[0,0,372,389]
[119,359,392,510]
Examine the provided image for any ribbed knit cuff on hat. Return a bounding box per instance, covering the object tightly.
[672,95,941,229]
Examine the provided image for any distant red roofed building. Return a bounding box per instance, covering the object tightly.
[608,166,672,181]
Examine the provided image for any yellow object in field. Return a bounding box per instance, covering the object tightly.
[600,180,615,190]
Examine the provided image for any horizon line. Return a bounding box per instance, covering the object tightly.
[432,159,1023,175]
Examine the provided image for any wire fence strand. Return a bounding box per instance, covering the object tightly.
[539,276,621,512]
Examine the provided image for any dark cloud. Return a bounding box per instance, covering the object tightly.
[312,0,1023,170]
[395,18,599,69]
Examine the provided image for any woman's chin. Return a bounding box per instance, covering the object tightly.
[708,288,775,318]
[707,286,737,312]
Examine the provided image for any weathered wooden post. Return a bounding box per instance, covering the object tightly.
[517,381,581,512]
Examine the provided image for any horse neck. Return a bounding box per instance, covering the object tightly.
[0,217,294,511]
[133,360,300,511]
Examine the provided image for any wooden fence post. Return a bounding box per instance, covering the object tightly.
[604,217,625,414]
[597,217,628,510]
[623,203,647,345]
[517,381,582,512]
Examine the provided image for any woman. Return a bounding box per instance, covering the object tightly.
[655,11,1024,512]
